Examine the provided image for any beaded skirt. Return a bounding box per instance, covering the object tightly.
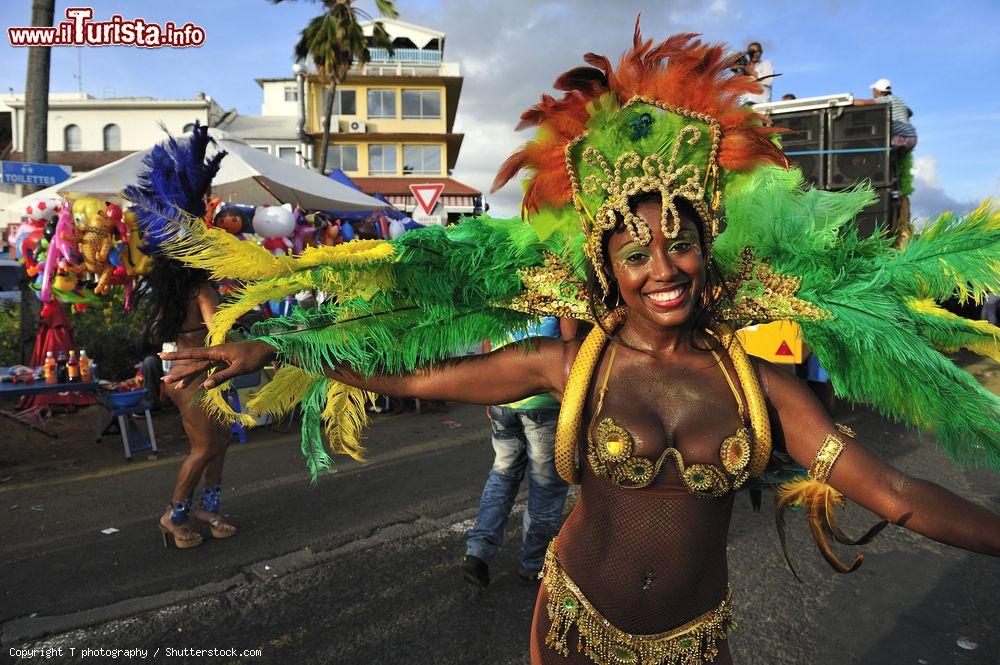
[538,541,734,665]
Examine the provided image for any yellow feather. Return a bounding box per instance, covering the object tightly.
[206,273,314,346]
[906,297,1000,362]
[198,383,256,428]
[160,211,396,282]
[775,477,846,511]
[245,366,315,420]
[320,379,375,462]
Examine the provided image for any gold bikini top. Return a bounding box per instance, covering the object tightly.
[553,308,771,490]
[585,343,753,498]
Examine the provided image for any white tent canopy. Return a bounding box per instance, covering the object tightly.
[3,128,388,214]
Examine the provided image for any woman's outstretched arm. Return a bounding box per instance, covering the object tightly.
[758,361,1000,556]
[161,337,571,406]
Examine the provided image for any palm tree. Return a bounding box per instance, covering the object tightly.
[22,0,56,191]
[272,0,398,174]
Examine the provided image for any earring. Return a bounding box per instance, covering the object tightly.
[615,291,623,309]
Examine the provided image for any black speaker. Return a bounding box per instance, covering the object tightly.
[828,105,891,188]
[830,105,888,143]
[778,110,826,188]
[852,187,893,239]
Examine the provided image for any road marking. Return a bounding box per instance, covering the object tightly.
[0,435,292,495]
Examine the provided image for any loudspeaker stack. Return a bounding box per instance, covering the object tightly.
[774,104,895,238]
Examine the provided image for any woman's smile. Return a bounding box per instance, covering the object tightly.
[643,281,690,308]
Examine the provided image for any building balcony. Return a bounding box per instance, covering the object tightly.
[366,47,443,64]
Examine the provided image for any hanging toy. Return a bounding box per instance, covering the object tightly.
[204,197,222,227]
[39,203,79,302]
[252,203,295,256]
[71,197,104,230]
[69,208,117,294]
[104,202,127,244]
[213,206,251,236]
[292,207,319,254]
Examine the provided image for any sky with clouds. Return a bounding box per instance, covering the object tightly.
[1,0,997,218]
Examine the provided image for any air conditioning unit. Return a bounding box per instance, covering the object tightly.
[346,120,367,133]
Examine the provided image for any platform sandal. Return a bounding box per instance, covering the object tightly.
[159,498,204,549]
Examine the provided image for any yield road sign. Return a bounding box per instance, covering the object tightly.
[409,183,444,216]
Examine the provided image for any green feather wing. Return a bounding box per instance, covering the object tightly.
[720,170,1000,469]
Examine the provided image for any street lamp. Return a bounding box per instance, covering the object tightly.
[292,62,309,166]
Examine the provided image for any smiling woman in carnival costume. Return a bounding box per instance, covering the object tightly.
[154,26,1000,665]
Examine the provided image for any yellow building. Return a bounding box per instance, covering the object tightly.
[303,18,479,224]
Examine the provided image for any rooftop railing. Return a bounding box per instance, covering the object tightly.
[366,47,443,64]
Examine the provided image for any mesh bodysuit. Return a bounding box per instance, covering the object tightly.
[530,342,749,665]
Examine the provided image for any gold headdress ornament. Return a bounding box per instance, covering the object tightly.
[491,21,787,293]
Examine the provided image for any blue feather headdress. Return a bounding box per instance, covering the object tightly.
[124,120,226,253]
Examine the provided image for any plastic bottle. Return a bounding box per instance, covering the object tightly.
[56,350,68,383]
[67,350,80,383]
[44,351,57,384]
[79,350,92,382]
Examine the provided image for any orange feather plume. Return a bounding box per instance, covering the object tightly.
[491,18,788,214]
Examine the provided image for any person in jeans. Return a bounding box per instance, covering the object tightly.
[463,317,569,587]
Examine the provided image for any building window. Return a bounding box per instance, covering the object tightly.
[284,85,298,102]
[64,124,81,151]
[102,124,121,151]
[183,123,195,133]
[326,144,358,172]
[402,145,442,175]
[251,145,271,154]
[367,89,396,119]
[402,90,442,119]
[368,144,397,175]
[277,146,297,162]
[322,88,357,116]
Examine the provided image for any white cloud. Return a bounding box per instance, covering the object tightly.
[909,154,978,221]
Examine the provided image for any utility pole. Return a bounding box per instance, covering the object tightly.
[22,0,56,193]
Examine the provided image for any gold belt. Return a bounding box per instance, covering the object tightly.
[542,542,734,665]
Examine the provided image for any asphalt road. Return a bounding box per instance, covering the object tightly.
[3,395,999,665]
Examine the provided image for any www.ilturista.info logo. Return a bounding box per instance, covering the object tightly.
[8,7,206,48]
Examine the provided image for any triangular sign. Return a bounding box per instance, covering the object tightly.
[409,183,445,216]
[775,340,794,356]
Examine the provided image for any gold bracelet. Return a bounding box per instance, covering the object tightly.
[808,433,847,484]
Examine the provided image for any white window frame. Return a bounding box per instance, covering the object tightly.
[251,144,272,155]
[102,123,121,151]
[368,144,397,175]
[277,146,297,163]
[64,124,82,151]
[284,85,298,102]
[367,89,396,119]
[401,90,442,119]
[322,88,358,116]
[402,144,442,175]
[326,144,359,173]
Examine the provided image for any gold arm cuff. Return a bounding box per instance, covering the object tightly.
[808,433,847,484]
[554,308,627,484]
[714,326,772,477]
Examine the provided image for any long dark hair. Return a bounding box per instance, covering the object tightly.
[584,194,733,353]
[136,256,211,348]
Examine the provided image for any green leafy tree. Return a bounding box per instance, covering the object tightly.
[272,0,398,173]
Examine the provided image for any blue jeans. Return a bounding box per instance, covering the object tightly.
[466,406,568,575]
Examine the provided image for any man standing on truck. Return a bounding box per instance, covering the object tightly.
[857,78,918,153]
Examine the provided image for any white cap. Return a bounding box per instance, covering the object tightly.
[870,78,892,92]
